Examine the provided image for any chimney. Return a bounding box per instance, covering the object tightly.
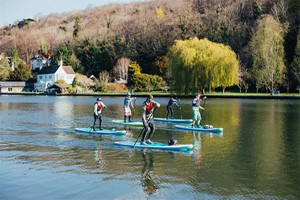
[58,58,63,67]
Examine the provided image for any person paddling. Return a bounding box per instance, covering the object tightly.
[166,96,180,119]
[140,94,160,145]
[123,93,135,122]
[192,93,206,127]
[92,98,106,131]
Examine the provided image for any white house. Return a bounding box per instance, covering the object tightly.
[34,61,76,92]
[30,50,52,71]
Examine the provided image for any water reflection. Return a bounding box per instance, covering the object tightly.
[192,132,202,167]
[141,151,160,195]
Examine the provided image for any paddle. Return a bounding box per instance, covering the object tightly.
[200,97,208,127]
[133,107,157,147]
[200,97,206,117]
[132,97,136,121]
[178,99,182,119]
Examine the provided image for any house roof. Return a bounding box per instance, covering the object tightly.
[63,66,75,74]
[37,65,75,75]
[48,83,70,89]
[38,65,60,74]
[0,81,26,87]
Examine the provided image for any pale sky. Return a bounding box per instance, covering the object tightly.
[0,0,144,27]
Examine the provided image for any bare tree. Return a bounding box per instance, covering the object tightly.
[113,57,131,83]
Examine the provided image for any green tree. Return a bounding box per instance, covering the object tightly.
[250,15,286,93]
[167,37,239,94]
[291,28,300,90]
[73,16,81,39]
[128,61,164,91]
[0,56,11,80]
[10,45,19,70]
[52,43,81,72]
[10,61,32,81]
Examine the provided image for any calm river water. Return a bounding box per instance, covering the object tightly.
[0,95,299,200]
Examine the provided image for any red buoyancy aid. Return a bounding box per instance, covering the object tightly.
[95,102,102,111]
[145,102,154,113]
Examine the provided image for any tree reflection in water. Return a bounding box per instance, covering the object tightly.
[141,150,159,195]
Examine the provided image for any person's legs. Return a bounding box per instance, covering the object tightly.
[92,114,98,130]
[98,115,102,130]
[141,119,150,144]
[196,111,201,127]
[146,119,155,143]
[166,106,171,119]
[192,110,198,127]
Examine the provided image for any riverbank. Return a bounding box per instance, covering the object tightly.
[1,92,300,99]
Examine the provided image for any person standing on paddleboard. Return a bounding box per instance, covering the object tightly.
[166,96,181,119]
[123,92,135,122]
[192,94,206,127]
[92,98,106,131]
[141,94,160,145]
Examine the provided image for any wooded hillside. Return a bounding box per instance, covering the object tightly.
[0,0,299,92]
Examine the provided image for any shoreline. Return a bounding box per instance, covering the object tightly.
[1,92,300,99]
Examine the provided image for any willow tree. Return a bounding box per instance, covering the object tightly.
[250,15,286,93]
[167,37,239,94]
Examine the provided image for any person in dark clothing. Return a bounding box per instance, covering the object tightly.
[92,98,106,131]
[166,96,180,119]
[140,95,160,145]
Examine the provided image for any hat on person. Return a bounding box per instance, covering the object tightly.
[96,98,102,101]
[127,92,131,96]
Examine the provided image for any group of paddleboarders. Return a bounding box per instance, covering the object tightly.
[92,93,206,145]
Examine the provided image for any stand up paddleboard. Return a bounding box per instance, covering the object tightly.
[154,118,193,123]
[114,141,193,151]
[75,128,126,135]
[112,120,143,127]
[175,125,223,133]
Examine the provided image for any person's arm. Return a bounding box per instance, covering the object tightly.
[152,100,160,108]
[175,100,180,108]
[130,98,134,109]
[142,102,147,123]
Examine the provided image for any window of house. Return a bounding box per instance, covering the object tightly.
[8,88,12,92]
[49,75,52,79]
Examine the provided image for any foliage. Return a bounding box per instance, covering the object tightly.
[0,0,299,91]
[153,56,169,78]
[75,39,117,76]
[52,43,81,72]
[250,15,286,93]
[112,57,130,83]
[9,61,32,81]
[167,37,239,94]
[98,70,110,83]
[127,61,165,92]
[156,6,164,18]
[0,56,11,80]
[291,28,300,87]
[10,45,19,70]
[73,16,81,39]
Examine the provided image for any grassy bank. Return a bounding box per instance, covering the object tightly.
[1,91,299,99]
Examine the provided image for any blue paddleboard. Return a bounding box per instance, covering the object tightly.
[112,120,144,126]
[75,128,126,135]
[114,141,193,151]
[154,118,193,123]
[175,125,223,133]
